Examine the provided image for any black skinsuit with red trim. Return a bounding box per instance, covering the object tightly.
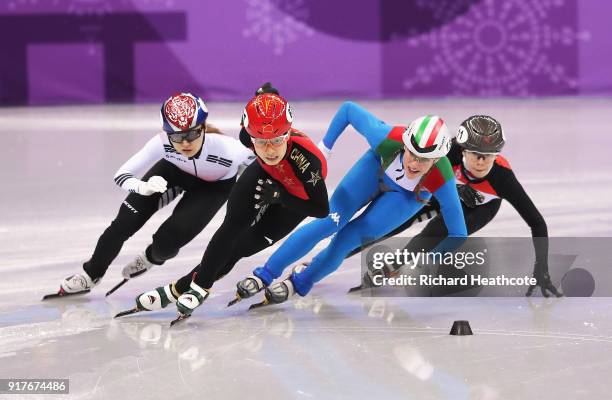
[176,128,329,292]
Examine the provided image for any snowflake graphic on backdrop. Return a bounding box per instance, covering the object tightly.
[243,0,314,55]
[403,0,590,96]
[7,0,174,15]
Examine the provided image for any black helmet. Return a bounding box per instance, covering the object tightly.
[456,115,505,154]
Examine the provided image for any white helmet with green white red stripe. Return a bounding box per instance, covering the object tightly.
[403,115,452,159]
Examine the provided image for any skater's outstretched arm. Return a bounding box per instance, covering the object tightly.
[496,170,559,296]
[322,101,394,152]
[497,170,548,259]
[113,135,164,193]
[430,179,467,253]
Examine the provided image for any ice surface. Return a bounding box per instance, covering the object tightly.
[1,99,611,399]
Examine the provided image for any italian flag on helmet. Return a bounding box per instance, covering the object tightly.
[402,115,452,159]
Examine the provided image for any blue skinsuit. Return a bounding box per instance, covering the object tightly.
[254,102,467,296]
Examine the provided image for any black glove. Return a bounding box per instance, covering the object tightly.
[255,82,279,96]
[526,262,563,297]
[457,184,484,208]
[254,179,282,209]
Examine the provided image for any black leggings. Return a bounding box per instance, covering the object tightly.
[176,161,307,292]
[347,198,502,258]
[83,160,234,281]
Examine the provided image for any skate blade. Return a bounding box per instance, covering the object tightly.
[248,299,270,310]
[42,288,90,301]
[170,313,190,327]
[227,294,242,307]
[347,284,364,294]
[106,279,128,297]
[114,307,142,318]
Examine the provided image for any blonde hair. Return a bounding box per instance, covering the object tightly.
[204,122,223,135]
[288,128,306,138]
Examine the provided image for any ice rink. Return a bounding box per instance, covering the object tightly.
[1,98,612,399]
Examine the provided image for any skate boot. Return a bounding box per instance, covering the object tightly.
[248,262,309,309]
[122,251,155,279]
[265,277,296,305]
[172,282,210,325]
[230,263,308,307]
[228,275,265,306]
[136,283,179,311]
[61,272,98,293]
[106,250,158,297]
[348,258,411,293]
[114,283,178,318]
[43,272,99,300]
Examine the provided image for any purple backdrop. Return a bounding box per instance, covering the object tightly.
[0,0,608,105]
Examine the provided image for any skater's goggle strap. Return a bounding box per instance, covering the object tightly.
[167,127,203,143]
[405,148,433,164]
[250,133,289,147]
[464,150,498,160]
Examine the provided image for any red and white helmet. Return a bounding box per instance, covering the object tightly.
[242,93,293,139]
[160,92,208,133]
[402,115,452,159]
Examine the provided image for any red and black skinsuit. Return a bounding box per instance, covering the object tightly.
[175,128,328,292]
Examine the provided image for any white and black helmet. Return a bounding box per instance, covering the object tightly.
[456,115,505,154]
[402,115,452,159]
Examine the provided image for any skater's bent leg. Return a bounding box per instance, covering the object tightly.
[83,192,159,280]
[175,162,264,291]
[293,191,424,295]
[84,159,185,280]
[258,151,381,281]
[345,202,437,258]
[464,199,501,235]
[148,180,232,264]
[213,207,303,282]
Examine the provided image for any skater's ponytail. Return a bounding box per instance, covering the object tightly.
[288,128,306,138]
[414,160,439,204]
[414,178,428,204]
[204,122,224,135]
